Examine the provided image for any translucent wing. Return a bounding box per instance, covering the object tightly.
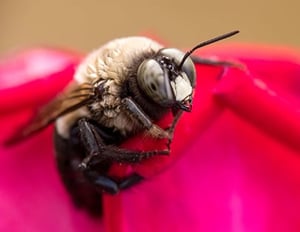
[5,82,95,145]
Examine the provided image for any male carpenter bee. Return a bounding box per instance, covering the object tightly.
[7,30,239,216]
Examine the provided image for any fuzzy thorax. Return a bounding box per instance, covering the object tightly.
[55,37,163,138]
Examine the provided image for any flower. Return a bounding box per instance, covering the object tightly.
[1,41,300,232]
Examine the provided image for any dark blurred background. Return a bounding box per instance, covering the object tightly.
[0,0,299,54]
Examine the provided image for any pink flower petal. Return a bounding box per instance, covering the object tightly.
[0,48,82,114]
[0,48,103,232]
[214,67,300,151]
[2,42,300,232]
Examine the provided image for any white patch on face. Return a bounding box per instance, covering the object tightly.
[171,73,193,101]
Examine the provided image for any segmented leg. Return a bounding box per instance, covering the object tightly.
[83,170,144,194]
[77,118,168,194]
[54,128,103,217]
[78,118,169,167]
[121,97,171,139]
[165,109,184,149]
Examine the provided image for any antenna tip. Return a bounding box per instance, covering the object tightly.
[229,30,240,35]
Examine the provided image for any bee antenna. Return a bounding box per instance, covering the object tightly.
[178,30,240,69]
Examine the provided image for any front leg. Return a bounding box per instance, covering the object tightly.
[122,97,186,150]
[165,109,184,149]
[122,98,171,139]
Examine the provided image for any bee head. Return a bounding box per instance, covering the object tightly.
[137,30,239,112]
[137,48,195,112]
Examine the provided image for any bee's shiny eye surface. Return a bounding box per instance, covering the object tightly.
[137,59,174,106]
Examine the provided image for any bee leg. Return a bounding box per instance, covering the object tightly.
[118,173,144,190]
[99,173,144,193]
[76,119,122,194]
[84,170,144,194]
[77,118,169,193]
[83,169,120,194]
[54,128,103,217]
[165,109,184,149]
[122,98,170,139]
[78,118,168,165]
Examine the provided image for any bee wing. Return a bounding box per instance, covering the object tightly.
[5,83,94,145]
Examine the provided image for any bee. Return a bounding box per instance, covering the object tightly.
[7,30,239,216]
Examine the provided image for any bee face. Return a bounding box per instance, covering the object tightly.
[137,48,195,111]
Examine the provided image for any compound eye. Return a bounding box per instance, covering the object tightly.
[137,59,174,106]
[159,48,196,87]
